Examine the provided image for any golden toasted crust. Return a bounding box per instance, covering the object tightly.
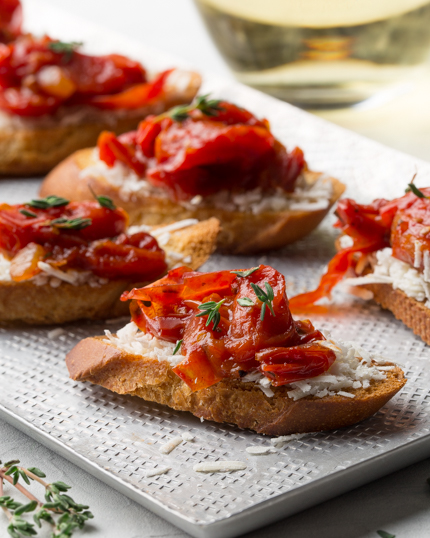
[363,282,430,345]
[40,148,345,254]
[0,71,201,176]
[66,336,406,436]
[0,217,219,325]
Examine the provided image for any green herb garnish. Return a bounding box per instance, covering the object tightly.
[168,94,224,122]
[88,184,116,210]
[196,298,226,331]
[231,267,259,278]
[19,209,37,218]
[237,297,254,307]
[50,217,92,230]
[406,182,427,199]
[251,282,275,321]
[173,339,183,355]
[48,40,82,61]
[27,196,69,209]
[376,531,395,538]
[0,459,93,538]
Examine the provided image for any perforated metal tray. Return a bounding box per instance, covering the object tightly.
[2,3,430,537]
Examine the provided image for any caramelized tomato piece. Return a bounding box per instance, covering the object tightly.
[0,0,22,43]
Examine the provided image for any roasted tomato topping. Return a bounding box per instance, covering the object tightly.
[0,197,167,281]
[0,0,22,43]
[289,186,430,309]
[97,99,306,201]
[0,34,173,116]
[122,265,335,391]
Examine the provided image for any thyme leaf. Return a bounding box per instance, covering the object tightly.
[237,297,254,307]
[406,182,427,199]
[27,196,69,209]
[173,339,183,355]
[19,209,37,219]
[88,184,116,210]
[231,267,259,278]
[251,282,275,321]
[48,40,82,62]
[196,298,226,331]
[376,531,395,538]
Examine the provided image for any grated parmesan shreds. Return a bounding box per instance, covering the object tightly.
[80,154,333,215]
[245,446,275,455]
[181,432,195,442]
[105,322,388,401]
[144,467,171,478]
[344,247,430,307]
[270,433,309,448]
[193,461,247,473]
[47,328,65,340]
[159,436,183,455]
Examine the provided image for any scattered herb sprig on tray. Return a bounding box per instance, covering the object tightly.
[166,94,224,123]
[0,459,93,538]
[377,531,395,538]
[196,298,226,331]
[251,282,275,321]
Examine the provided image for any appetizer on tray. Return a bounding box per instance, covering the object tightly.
[0,4,200,175]
[41,97,345,253]
[0,195,219,324]
[66,264,405,435]
[289,182,430,344]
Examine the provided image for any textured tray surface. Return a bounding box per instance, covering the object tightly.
[2,2,430,536]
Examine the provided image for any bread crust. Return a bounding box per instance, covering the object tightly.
[40,148,345,254]
[0,71,201,176]
[66,336,406,436]
[363,282,430,345]
[0,217,219,325]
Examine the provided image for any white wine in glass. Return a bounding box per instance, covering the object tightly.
[195,0,430,107]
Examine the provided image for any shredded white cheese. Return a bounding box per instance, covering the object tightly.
[159,436,183,455]
[47,328,65,340]
[344,247,430,307]
[193,461,247,473]
[81,153,333,215]
[144,467,171,478]
[245,446,275,455]
[181,432,195,442]
[105,322,389,401]
[270,433,310,448]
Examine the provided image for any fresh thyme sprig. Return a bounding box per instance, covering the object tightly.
[251,282,275,321]
[173,339,183,355]
[167,94,224,122]
[231,267,259,278]
[0,459,93,538]
[376,531,395,538]
[50,217,92,231]
[26,196,69,210]
[88,184,116,210]
[48,41,83,62]
[196,298,226,331]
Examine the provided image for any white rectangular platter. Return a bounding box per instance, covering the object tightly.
[1,2,430,537]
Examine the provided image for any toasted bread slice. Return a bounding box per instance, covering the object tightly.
[66,336,406,436]
[363,283,430,345]
[0,70,201,176]
[0,217,219,325]
[40,148,345,254]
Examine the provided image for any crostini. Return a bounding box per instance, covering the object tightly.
[289,183,430,345]
[41,97,345,254]
[66,264,406,436]
[0,30,200,175]
[0,195,219,324]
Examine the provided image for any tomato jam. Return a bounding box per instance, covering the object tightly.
[0,34,172,116]
[289,187,430,309]
[97,100,306,202]
[121,265,335,391]
[0,197,167,281]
